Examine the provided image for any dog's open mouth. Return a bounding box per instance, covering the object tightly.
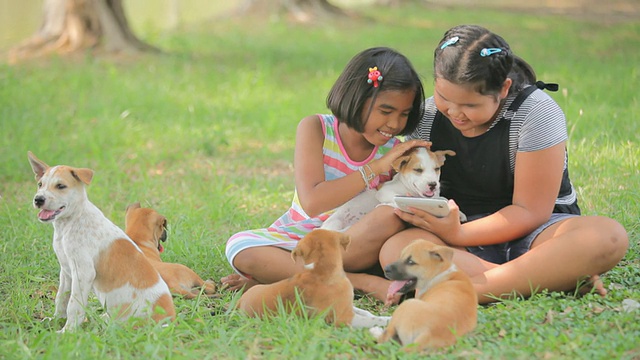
[422,190,435,198]
[387,278,417,297]
[38,207,64,222]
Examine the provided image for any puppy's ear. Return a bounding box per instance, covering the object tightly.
[432,246,454,262]
[126,202,141,216]
[434,150,456,166]
[157,216,168,242]
[70,168,94,185]
[28,151,49,181]
[127,202,141,211]
[291,247,303,263]
[391,154,411,172]
[429,250,443,262]
[339,234,351,252]
[292,238,314,263]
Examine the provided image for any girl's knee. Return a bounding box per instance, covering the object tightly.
[232,248,259,274]
[578,216,629,268]
[602,217,629,259]
[389,228,443,245]
[590,216,628,249]
[343,250,379,272]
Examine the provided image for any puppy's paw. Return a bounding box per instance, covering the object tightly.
[351,306,391,328]
[372,315,391,326]
[369,326,384,339]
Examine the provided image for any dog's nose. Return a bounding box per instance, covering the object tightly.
[34,195,45,207]
[383,264,395,275]
[428,182,437,191]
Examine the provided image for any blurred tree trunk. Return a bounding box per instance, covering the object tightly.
[238,0,350,22]
[375,0,418,6]
[9,0,159,63]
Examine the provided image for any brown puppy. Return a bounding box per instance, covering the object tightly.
[236,229,391,328]
[236,229,390,328]
[373,239,477,351]
[125,203,217,299]
[237,229,355,325]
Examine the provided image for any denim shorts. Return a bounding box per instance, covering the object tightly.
[466,213,578,264]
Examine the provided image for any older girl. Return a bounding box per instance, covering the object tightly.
[380,25,629,304]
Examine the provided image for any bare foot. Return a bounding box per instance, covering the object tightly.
[220,274,258,292]
[347,272,401,306]
[577,275,607,297]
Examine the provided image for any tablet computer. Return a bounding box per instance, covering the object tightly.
[394,196,450,217]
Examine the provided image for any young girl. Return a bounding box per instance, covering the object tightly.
[375,25,628,304]
[221,47,430,291]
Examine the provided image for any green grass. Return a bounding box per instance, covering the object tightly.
[1,3,639,359]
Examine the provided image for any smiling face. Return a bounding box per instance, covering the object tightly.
[433,78,510,137]
[361,89,416,146]
[28,152,93,223]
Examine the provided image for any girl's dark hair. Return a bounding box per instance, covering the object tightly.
[326,47,425,135]
[434,25,537,96]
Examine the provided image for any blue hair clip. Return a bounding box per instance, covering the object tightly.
[440,36,459,50]
[480,48,502,57]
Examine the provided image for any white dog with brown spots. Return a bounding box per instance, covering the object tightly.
[28,151,175,332]
[321,146,456,232]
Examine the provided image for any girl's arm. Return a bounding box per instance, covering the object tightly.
[294,115,363,217]
[397,141,566,246]
[294,115,429,217]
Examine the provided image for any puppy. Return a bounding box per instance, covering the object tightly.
[124,202,217,299]
[28,152,175,332]
[237,229,389,328]
[321,147,456,232]
[371,239,477,351]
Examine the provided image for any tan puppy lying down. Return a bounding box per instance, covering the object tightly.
[237,229,390,328]
[125,203,217,299]
[371,239,477,351]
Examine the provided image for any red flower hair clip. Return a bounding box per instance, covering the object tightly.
[367,67,383,88]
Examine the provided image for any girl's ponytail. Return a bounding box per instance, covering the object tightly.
[509,55,537,93]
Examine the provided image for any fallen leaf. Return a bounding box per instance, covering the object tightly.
[622,299,640,313]
[542,309,555,325]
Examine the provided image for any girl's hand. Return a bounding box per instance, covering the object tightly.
[393,199,465,246]
[369,139,431,175]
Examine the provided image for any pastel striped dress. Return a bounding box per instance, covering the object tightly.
[225,114,399,277]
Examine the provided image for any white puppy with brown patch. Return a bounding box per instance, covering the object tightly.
[321,147,455,232]
[28,151,175,332]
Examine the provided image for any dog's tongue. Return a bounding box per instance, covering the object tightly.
[387,280,409,297]
[158,244,164,253]
[38,209,56,221]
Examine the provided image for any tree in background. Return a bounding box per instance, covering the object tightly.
[237,0,350,23]
[234,0,415,23]
[9,0,158,63]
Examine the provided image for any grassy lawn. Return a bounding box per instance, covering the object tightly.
[1,3,638,359]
